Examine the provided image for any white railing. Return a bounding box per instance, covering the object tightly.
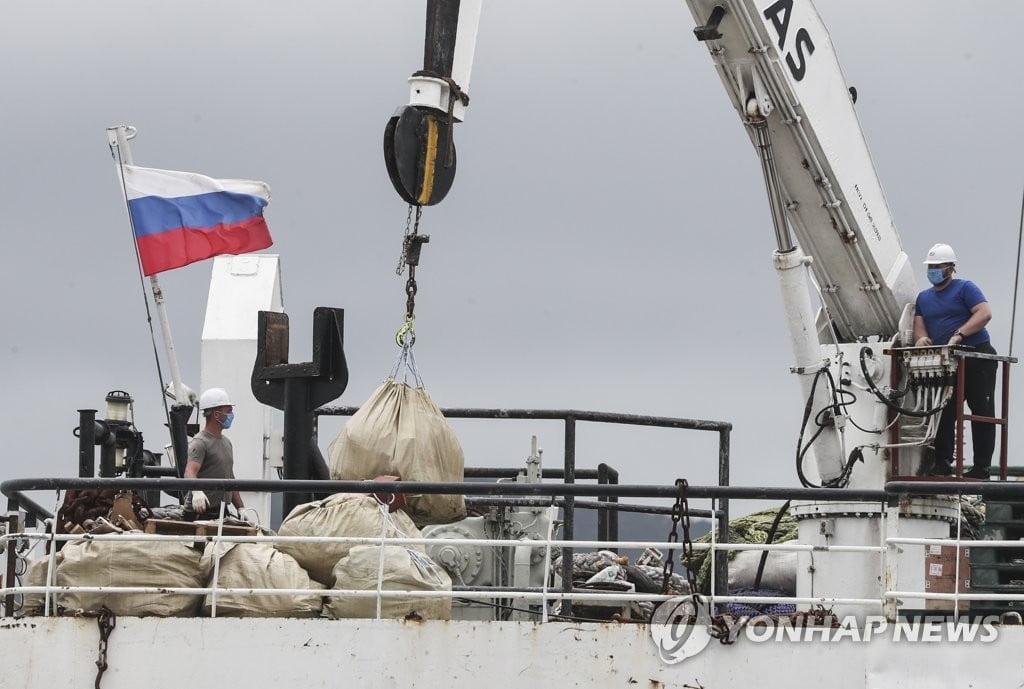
[1,497,1011,622]
[0,530,884,619]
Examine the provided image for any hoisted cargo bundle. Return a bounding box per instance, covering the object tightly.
[275,493,424,586]
[201,542,323,618]
[56,538,212,617]
[328,379,466,526]
[325,545,452,620]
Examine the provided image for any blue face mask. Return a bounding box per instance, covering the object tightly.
[927,268,947,286]
[219,411,234,429]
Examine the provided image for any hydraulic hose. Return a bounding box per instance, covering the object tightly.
[794,368,860,488]
[753,499,792,591]
[858,346,949,418]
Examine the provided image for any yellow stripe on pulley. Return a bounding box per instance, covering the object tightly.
[417,116,439,206]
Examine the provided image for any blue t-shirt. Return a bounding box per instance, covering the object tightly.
[915,279,990,346]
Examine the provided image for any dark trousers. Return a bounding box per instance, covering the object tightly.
[934,342,998,469]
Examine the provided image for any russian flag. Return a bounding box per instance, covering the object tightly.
[123,165,273,275]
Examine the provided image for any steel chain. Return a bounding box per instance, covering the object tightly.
[660,484,679,596]
[395,205,425,325]
[662,478,698,602]
[95,607,116,689]
[395,205,415,275]
[405,262,418,320]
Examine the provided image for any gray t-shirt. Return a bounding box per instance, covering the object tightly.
[187,429,235,508]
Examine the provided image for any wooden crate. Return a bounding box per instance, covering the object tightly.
[144,519,257,537]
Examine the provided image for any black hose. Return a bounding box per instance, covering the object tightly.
[753,499,792,591]
[795,367,864,489]
[858,346,949,418]
[795,368,828,488]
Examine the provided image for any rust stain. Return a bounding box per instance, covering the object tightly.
[0,621,38,630]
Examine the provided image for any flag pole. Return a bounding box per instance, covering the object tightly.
[107,126,195,479]
[106,125,189,406]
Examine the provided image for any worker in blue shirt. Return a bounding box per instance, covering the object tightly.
[913,243,996,479]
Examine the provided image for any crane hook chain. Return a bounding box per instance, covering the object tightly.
[396,205,429,346]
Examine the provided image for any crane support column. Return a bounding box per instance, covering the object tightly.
[774,247,844,485]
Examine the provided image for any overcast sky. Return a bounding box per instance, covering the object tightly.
[2,1,1022,518]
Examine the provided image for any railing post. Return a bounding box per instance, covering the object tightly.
[954,356,966,477]
[560,416,576,616]
[883,496,899,622]
[1000,360,1010,481]
[715,428,730,601]
[953,495,964,621]
[4,507,19,617]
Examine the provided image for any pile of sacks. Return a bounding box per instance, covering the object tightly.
[25,519,322,619]
[30,379,464,620]
[275,493,452,620]
[28,492,453,620]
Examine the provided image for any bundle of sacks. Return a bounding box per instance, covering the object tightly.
[41,534,325,618]
[201,542,322,618]
[328,379,466,527]
[326,545,451,620]
[274,492,451,620]
[33,495,322,618]
[20,552,63,616]
[56,538,212,617]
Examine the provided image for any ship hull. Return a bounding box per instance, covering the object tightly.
[6,617,1022,687]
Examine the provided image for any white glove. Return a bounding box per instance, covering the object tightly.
[191,491,210,513]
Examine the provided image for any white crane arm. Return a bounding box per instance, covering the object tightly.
[686,0,917,341]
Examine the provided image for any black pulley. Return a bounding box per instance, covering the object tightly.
[384,105,456,207]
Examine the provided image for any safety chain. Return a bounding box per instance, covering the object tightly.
[710,615,743,644]
[94,607,116,689]
[662,478,698,601]
[395,205,417,275]
[659,480,740,645]
[395,205,429,346]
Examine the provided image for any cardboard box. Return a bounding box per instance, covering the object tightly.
[924,544,970,610]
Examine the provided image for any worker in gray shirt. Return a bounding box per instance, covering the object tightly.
[185,387,244,517]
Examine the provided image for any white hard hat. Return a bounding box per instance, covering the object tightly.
[199,387,232,410]
[923,243,957,264]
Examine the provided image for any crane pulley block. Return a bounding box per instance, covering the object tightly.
[384,105,457,207]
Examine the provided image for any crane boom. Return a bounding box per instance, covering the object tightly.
[685,0,916,341]
[386,0,931,488]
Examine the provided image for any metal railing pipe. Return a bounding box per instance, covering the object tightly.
[1,477,889,502]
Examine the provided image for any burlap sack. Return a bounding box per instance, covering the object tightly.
[275,493,423,586]
[201,542,323,617]
[325,545,452,620]
[57,539,210,617]
[328,380,466,526]
[20,552,62,616]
